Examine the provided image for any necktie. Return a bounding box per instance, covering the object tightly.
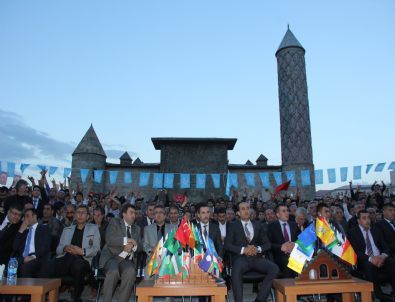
[203,225,208,240]
[23,227,33,257]
[283,223,290,242]
[244,223,251,242]
[365,229,373,256]
[33,199,38,209]
[157,225,164,241]
[390,221,395,231]
[127,226,132,239]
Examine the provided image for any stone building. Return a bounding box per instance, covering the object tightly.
[71,28,316,201]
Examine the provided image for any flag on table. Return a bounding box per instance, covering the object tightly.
[295,240,314,261]
[315,216,337,246]
[297,223,317,247]
[326,227,357,266]
[159,251,182,277]
[174,217,192,248]
[287,246,308,274]
[192,225,204,262]
[275,180,291,194]
[163,229,181,255]
[181,251,191,278]
[147,237,164,276]
[198,237,222,278]
[188,221,196,249]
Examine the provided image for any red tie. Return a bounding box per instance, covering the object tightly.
[283,223,290,242]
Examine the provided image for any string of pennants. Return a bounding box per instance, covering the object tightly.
[1,160,394,188]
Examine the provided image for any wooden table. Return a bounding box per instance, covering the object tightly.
[0,278,61,302]
[273,277,373,302]
[136,280,227,302]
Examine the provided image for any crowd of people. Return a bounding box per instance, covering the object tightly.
[0,170,394,302]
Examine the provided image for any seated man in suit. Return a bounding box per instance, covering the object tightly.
[348,210,395,299]
[195,202,223,257]
[39,203,63,255]
[224,201,279,302]
[13,208,51,277]
[268,203,300,278]
[144,205,173,256]
[100,203,142,302]
[0,203,23,265]
[40,205,100,302]
[375,202,395,256]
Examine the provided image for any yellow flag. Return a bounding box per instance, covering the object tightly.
[287,244,308,274]
[316,216,336,245]
[147,238,163,276]
[341,239,357,266]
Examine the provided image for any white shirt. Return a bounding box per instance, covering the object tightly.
[240,219,259,255]
[119,220,137,259]
[26,222,39,256]
[219,222,226,239]
[0,215,10,231]
[146,216,154,225]
[358,225,380,257]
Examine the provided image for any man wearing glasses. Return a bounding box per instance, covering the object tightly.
[0,203,23,265]
[40,205,100,302]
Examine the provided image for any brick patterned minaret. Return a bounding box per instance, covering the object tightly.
[276,28,315,199]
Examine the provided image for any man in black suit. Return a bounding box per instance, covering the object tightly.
[375,203,395,256]
[13,208,51,277]
[224,202,279,302]
[268,203,300,278]
[195,202,223,257]
[0,203,23,265]
[348,210,395,299]
[30,185,48,219]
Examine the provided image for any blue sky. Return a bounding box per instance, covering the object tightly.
[0,0,394,188]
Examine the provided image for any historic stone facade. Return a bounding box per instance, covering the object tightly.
[71,28,316,201]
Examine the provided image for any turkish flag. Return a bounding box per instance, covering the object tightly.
[174,216,191,247]
[173,192,186,203]
[275,180,291,194]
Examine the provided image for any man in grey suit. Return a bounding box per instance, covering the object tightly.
[144,205,173,255]
[100,203,142,302]
[144,205,173,278]
[40,205,100,302]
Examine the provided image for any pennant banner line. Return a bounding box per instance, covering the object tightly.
[0,160,393,188]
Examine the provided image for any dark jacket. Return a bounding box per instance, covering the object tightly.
[348,225,390,263]
[375,219,395,256]
[13,223,52,264]
[224,220,270,263]
[194,221,223,257]
[0,216,22,265]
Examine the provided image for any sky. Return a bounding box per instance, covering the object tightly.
[0,0,394,189]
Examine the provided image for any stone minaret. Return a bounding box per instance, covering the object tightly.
[71,125,107,193]
[276,28,315,199]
